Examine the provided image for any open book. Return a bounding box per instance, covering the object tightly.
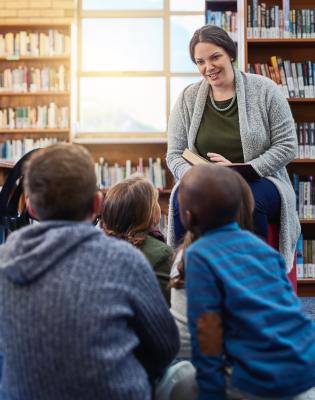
[182,148,260,181]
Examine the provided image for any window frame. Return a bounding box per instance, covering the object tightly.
[76,0,203,140]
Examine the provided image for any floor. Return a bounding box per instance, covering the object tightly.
[301,297,315,320]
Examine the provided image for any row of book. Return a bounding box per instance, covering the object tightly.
[247,1,315,39]
[296,235,315,279]
[0,65,68,93]
[0,30,70,57]
[0,104,69,129]
[206,11,238,41]
[0,138,62,161]
[297,122,315,160]
[95,157,167,190]
[248,57,315,99]
[291,175,315,220]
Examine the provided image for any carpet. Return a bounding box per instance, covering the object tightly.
[300,297,315,320]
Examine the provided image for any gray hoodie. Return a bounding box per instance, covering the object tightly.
[0,221,179,400]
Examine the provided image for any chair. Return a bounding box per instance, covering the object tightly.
[267,224,297,294]
[0,149,39,244]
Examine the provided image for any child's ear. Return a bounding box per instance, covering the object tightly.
[152,201,161,226]
[183,209,194,231]
[92,190,104,217]
[26,198,39,220]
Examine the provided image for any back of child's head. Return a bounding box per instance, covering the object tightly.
[171,167,254,289]
[23,143,96,221]
[179,164,242,234]
[102,176,157,247]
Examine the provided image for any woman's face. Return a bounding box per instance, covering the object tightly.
[194,42,234,89]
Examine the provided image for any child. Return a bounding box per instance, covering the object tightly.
[179,163,315,400]
[102,176,173,303]
[0,144,179,400]
[170,173,255,360]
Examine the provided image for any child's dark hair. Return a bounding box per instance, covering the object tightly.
[170,174,255,289]
[24,143,96,221]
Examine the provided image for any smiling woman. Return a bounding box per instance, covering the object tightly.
[166,24,300,274]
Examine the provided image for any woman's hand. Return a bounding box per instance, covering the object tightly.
[207,152,232,166]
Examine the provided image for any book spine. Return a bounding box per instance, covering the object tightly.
[283,0,291,38]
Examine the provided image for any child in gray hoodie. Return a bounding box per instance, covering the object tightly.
[0,143,179,400]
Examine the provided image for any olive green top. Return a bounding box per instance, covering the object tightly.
[195,96,244,163]
[141,235,173,305]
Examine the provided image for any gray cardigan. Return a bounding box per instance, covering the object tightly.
[166,69,300,271]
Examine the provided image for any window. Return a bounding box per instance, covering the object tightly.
[77,0,204,138]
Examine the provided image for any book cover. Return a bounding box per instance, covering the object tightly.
[182,148,260,181]
[283,60,295,97]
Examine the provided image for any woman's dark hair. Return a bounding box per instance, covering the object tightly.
[189,25,237,64]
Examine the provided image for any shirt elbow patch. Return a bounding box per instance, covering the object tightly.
[197,312,223,356]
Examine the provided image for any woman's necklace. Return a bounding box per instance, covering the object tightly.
[209,88,236,112]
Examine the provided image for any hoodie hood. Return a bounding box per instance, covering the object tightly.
[0,221,102,285]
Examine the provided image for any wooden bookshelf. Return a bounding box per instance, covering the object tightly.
[244,0,315,295]
[77,142,174,216]
[0,23,71,150]
[297,279,315,297]
[205,0,238,40]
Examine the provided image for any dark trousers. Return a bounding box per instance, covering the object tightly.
[173,177,281,246]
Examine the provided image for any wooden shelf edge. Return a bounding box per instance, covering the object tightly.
[0,91,70,96]
[290,159,315,164]
[288,98,315,102]
[298,279,315,284]
[0,159,15,168]
[248,38,315,43]
[74,137,168,144]
[0,128,69,133]
[0,55,70,61]
[300,219,315,224]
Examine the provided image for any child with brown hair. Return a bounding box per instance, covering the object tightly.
[170,173,255,360]
[102,176,173,303]
[0,144,180,400]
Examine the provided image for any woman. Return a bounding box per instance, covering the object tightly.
[166,24,300,271]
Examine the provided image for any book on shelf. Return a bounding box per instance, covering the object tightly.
[95,157,167,190]
[0,138,61,162]
[0,65,68,93]
[291,173,315,220]
[295,122,315,160]
[0,103,69,129]
[296,235,315,279]
[247,1,315,39]
[0,29,70,57]
[206,10,238,41]
[182,148,260,181]
[249,58,315,99]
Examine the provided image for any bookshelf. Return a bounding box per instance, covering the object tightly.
[245,0,315,296]
[0,23,71,160]
[206,0,246,69]
[76,142,174,217]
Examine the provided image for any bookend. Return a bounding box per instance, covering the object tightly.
[0,149,39,244]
